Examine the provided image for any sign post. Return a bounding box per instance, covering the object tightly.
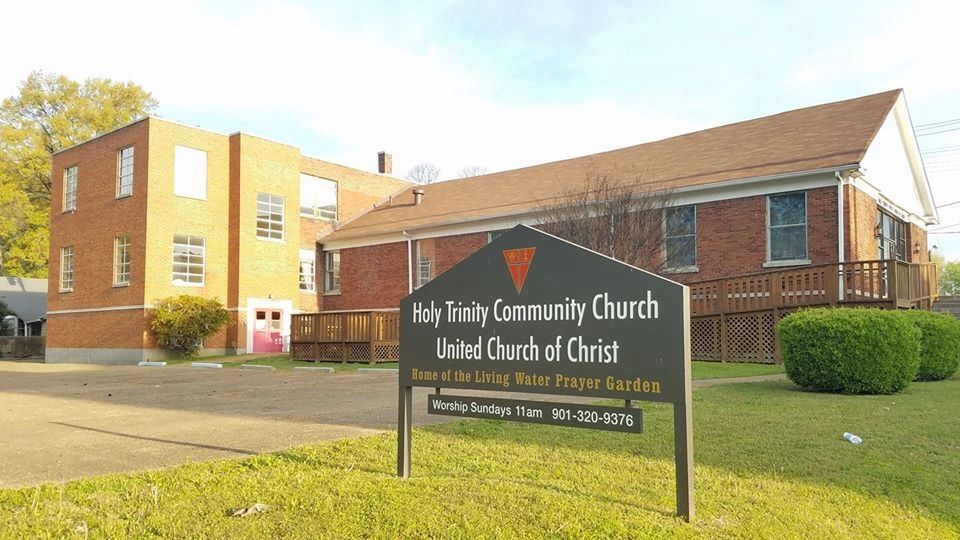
[397,225,694,521]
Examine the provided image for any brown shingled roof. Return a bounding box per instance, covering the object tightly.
[323,89,901,242]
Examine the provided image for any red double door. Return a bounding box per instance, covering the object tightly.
[252,309,283,353]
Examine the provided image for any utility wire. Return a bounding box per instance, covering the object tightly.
[917,126,960,136]
[915,118,960,129]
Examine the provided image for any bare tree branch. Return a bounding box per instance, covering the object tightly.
[405,163,441,184]
[536,172,674,271]
[458,165,489,178]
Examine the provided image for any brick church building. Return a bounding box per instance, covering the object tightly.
[317,90,938,315]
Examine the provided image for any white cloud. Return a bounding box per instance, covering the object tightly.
[0,0,698,179]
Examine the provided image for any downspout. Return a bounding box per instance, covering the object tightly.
[401,231,413,294]
[836,171,845,301]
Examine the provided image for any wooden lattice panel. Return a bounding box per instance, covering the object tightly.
[348,343,371,361]
[691,317,721,360]
[725,312,777,363]
[290,343,318,361]
[375,343,400,362]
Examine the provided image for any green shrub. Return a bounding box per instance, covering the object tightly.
[901,310,960,381]
[150,295,231,357]
[777,308,920,394]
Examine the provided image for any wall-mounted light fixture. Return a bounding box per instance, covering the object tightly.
[874,223,883,239]
[914,241,921,255]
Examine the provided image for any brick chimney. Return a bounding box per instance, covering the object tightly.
[378,151,392,174]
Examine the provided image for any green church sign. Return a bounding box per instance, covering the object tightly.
[397,225,694,521]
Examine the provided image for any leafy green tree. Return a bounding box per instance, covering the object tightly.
[0,71,157,277]
[939,260,960,296]
[0,299,10,335]
[150,295,232,358]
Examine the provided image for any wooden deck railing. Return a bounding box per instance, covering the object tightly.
[688,259,938,363]
[290,310,400,363]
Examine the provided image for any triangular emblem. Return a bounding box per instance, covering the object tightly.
[503,247,536,294]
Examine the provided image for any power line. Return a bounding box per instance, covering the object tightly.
[917,126,960,136]
[915,118,960,129]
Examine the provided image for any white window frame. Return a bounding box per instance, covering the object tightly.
[256,193,285,241]
[766,191,809,264]
[415,241,433,289]
[663,205,697,272]
[117,146,134,198]
[114,235,131,286]
[173,145,208,200]
[324,251,340,293]
[487,229,508,243]
[63,165,77,211]
[299,249,316,292]
[299,173,338,220]
[172,234,205,286]
[60,246,74,292]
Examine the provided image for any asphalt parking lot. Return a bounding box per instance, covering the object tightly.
[0,361,441,488]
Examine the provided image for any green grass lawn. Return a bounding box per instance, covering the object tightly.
[691,360,785,380]
[2,378,957,538]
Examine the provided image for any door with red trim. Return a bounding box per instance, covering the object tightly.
[252,309,283,353]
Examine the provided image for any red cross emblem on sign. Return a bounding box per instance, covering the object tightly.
[502,247,536,294]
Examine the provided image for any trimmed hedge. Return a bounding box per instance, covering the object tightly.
[901,310,960,381]
[778,308,919,394]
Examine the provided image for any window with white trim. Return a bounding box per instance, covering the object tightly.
[487,229,508,243]
[174,145,207,199]
[299,249,316,292]
[117,146,134,197]
[324,251,340,293]
[256,193,284,240]
[114,235,131,286]
[60,246,74,292]
[172,234,205,285]
[63,165,77,211]
[300,173,337,219]
[664,205,696,268]
[767,192,808,262]
[415,239,434,288]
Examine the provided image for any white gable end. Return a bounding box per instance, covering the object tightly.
[860,95,938,224]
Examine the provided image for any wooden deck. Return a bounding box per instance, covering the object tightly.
[290,310,400,363]
[290,260,937,365]
[688,260,938,363]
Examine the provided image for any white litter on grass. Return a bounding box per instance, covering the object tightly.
[138,361,167,367]
[190,362,223,369]
[843,432,863,445]
[231,503,270,517]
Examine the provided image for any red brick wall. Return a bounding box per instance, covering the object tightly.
[323,188,847,308]
[908,223,928,263]
[844,184,878,262]
[320,232,488,311]
[670,186,838,284]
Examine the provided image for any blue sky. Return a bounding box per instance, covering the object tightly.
[3,0,959,255]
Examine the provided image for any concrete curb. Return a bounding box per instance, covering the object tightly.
[357,367,399,373]
[293,366,334,372]
[239,364,276,371]
[191,362,223,369]
[138,361,167,367]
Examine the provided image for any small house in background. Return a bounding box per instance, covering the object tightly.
[0,277,47,336]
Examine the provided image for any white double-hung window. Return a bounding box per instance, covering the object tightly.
[767,192,808,262]
[174,145,207,199]
[256,193,284,240]
[172,234,205,285]
[324,251,340,293]
[117,146,134,197]
[63,165,77,211]
[299,249,316,292]
[60,246,74,292]
[114,235,131,286]
[664,205,696,269]
[300,173,337,220]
